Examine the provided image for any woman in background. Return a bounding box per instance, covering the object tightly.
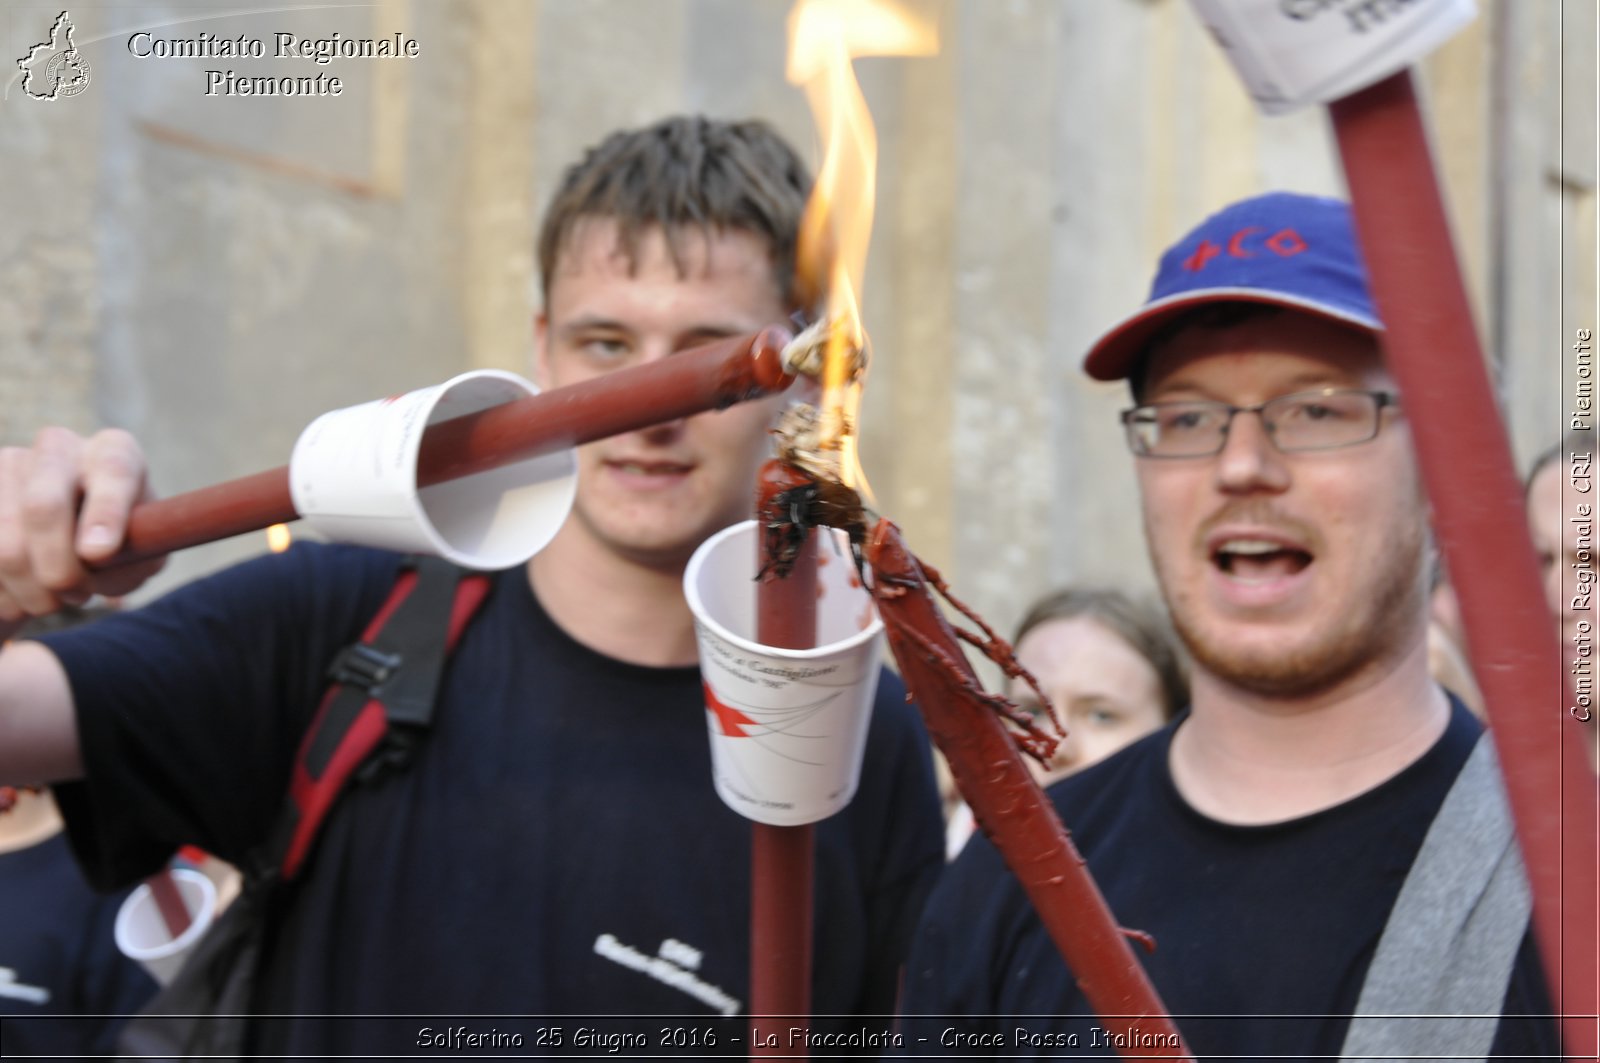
[1527,430,1598,770]
[945,587,1188,858]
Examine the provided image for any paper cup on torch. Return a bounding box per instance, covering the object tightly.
[685,520,884,826]
[290,369,577,569]
[113,869,217,985]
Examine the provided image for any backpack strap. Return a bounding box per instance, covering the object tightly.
[266,555,492,882]
[1339,733,1532,1061]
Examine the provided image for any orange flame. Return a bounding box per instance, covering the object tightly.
[266,523,292,553]
[787,0,937,492]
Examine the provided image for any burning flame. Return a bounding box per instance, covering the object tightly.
[266,523,292,553]
[787,0,937,493]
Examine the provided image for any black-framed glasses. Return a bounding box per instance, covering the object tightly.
[1120,388,1400,458]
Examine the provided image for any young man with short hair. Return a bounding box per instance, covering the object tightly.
[902,192,1555,1059]
[0,115,943,1055]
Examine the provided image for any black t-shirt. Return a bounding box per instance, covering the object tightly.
[40,543,944,1056]
[0,831,159,1056]
[900,702,1557,1060]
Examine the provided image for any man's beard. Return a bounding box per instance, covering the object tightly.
[1156,515,1431,699]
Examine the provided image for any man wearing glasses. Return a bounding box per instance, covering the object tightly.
[900,193,1555,1059]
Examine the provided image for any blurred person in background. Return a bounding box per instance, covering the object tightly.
[1,607,157,1058]
[1527,428,1598,769]
[945,587,1187,857]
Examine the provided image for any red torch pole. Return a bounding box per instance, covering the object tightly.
[867,521,1192,1060]
[1330,70,1599,1059]
[749,461,818,1057]
[95,327,795,570]
[146,869,192,940]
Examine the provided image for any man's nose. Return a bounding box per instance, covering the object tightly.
[639,414,687,443]
[1051,729,1082,772]
[1215,409,1291,494]
[633,341,690,440]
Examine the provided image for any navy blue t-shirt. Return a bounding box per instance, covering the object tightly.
[40,543,944,1056]
[0,831,159,1056]
[899,702,1557,1060]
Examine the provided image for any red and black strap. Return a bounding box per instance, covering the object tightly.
[267,556,491,882]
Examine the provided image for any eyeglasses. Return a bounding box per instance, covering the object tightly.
[1121,388,1400,458]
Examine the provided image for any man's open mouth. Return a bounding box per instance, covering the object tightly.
[1212,538,1314,582]
[608,460,693,476]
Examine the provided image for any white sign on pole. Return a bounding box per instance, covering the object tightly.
[1188,0,1477,115]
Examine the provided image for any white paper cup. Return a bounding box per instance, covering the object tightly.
[114,869,217,986]
[684,520,884,826]
[289,369,577,569]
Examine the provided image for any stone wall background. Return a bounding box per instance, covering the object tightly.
[1,0,1593,657]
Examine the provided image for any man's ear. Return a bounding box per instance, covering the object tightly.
[532,312,551,390]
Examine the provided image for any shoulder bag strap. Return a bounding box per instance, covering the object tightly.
[1340,733,1532,1062]
[265,555,491,881]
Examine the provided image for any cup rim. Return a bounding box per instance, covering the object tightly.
[290,368,577,570]
[114,868,218,960]
[406,370,577,568]
[684,519,883,661]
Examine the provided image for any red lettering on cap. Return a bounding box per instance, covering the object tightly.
[1265,229,1308,256]
[1183,239,1223,272]
[1227,226,1261,257]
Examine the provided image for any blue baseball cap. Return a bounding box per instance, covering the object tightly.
[1082,192,1382,382]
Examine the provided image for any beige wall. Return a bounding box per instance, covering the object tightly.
[2,0,1592,650]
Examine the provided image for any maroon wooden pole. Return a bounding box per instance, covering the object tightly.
[749,461,818,1058]
[867,520,1192,1060]
[146,869,191,940]
[1330,70,1598,1060]
[97,327,795,569]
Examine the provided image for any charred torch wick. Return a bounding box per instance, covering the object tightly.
[780,316,867,382]
[773,404,852,485]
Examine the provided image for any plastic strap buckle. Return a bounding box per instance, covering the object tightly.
[327,643,402,694]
